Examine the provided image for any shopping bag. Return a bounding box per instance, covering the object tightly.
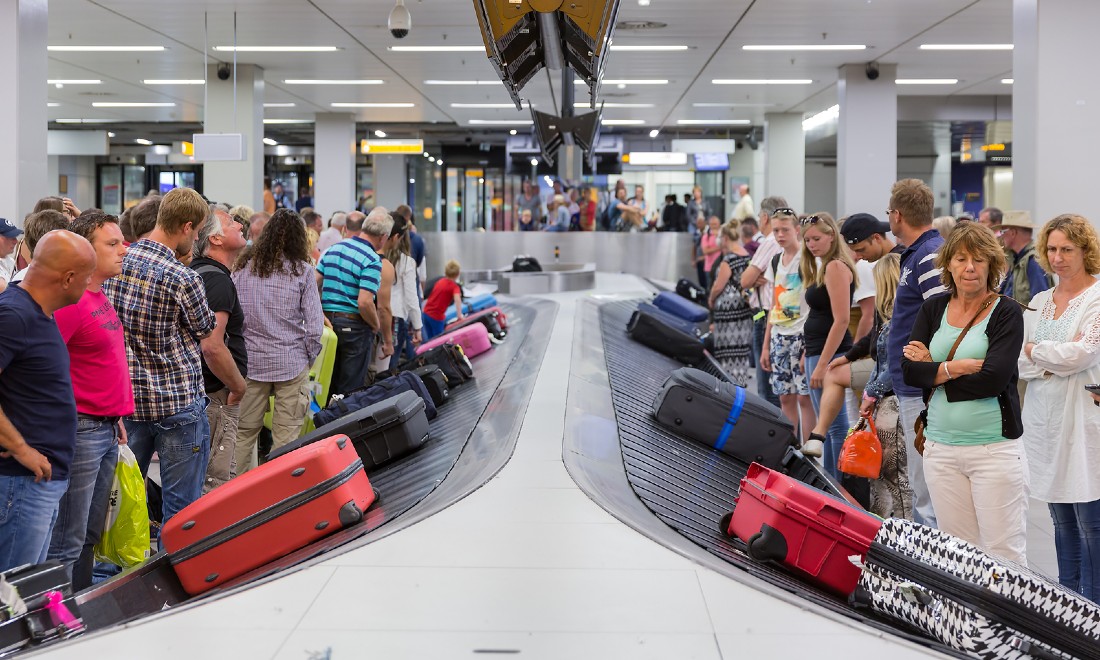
[838,410,883,479]
[93,445,151,568]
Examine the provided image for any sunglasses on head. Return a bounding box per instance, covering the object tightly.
[772,207,796,217]
[801,215,825,226]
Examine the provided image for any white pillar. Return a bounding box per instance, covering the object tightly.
[314,113,356,218]
[764,113,805,212]
[202,63,264,211]
[929,124,952,217]
[837,63,897,217]
[373,154,408,211]
[0,0,47,226]
[1013,0,1100,224]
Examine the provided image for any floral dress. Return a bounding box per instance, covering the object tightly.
[711,253,753,386]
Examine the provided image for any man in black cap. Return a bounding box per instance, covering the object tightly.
[0,218,22,285]
[841,213,903,263]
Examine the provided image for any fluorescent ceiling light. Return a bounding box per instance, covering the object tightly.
[602,119,646,125]
[649,129,660,138]
[468,119,534,125]
[47,103,60,107]
[93,102,176,107]
[262,137,278,146]
[424,80,498,86]
[712,79,813,85]
[135,138,153,145]
[263,118,314,124]
[388,45,483,52]
[331,102,415,108]
[54,118,118,124]
[49,45,164,52]
[284,79,383,85]
[743,44,865,51]
[215,46,339,52]
[693,102,778,107]
[264,102,296,107]
[919,44,1013,51]
[575,79,668,85]
[608,45,689,52]
[451,102,529,108]
[676,119,751,125]
[576,102,653,108]
[143,79,204,85]
[1002,78,1014,84]
[895,78,958,85]
[803,104,840,131]
[47,79,101,84]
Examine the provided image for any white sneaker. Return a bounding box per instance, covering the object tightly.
[801,437,824,458]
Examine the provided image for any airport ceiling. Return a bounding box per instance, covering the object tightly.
[45,0,1014,148]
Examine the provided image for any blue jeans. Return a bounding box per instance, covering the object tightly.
[124,397,209,533]
[329,315,376,396]
[1049,499,1100,602]
[390,318,416,370]
[421,313,446,342]
[46,416,119,589]
[0,475,69,573]
[805,354,850,480]
[753,317,781,408]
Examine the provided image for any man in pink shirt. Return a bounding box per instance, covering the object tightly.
[46,212,134,589]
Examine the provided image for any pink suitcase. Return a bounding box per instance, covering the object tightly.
[416,323,493,358]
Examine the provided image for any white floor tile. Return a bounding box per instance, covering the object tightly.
[715,631,944,659]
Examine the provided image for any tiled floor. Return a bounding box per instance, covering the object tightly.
[43,273,1047,659]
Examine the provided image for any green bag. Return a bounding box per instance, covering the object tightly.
[93,444,151,568]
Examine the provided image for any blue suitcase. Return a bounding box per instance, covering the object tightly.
[445,293,498,323]
[637,302,704,338]
[652,291,709,323]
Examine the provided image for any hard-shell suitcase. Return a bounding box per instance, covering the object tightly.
[417,323,493,359]
[637,302,705,338]
[445,293,499,323]
[722,463,882,596]
[675,278,708,307]
[163,435,375,595]
[445,307,507,341]
[652,290,709,323]
[855,517,1100,660]
[627,310,705,365]
[313,370,436,427]
[412,365,450,408]
[401,344,474,388]
[652,367,797,466]
[0,562,84,654]
[269,391,431,470]
[512,256,542,272]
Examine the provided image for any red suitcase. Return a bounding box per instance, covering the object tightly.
[417,322,493,358]
[162,435,376,595]
[722,462,881,596]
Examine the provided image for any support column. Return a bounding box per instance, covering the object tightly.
[373,154,408,211]
[1013,0,1100,223]
[202,63,264,210]
[929,124,952,217]
[314,113,356,218]
[836,63,897,217]
[0,0,47,225]
[763,113,805,212]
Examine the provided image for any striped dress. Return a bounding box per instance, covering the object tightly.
[711,253,754,386]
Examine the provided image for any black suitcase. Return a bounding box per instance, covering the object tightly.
[512,256,542,272]
[412,365,450,408]
[652,367,797,468]
[627,309,705,365]
[267,390,431,470]
[0,562,83,654]
[675,278,708,307]
[401,344,474,387]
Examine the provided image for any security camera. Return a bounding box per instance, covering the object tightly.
[217,63,231,81]
[865,61,880,81]
[388,0,411,39]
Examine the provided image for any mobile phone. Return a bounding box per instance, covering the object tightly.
[1085,384,1100,396]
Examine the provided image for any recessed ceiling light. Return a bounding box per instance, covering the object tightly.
[47,79,101,85]
[388,45,484,52]
[283,79,383,85]
[919,44,1013,51]
[47,103,59,107]
[424,80,499,86]
[1001,78,1014,84]
[649,129,660,138]
[608,45,689,52]
[602,119,646,125]
[468,119,534,125]
[743,44,865,51]
[263,119,315,124]
[576,102,654,108]
[263,137,278,146]
[437,160,443,166]
[215,46,339,52]
[263,102,296,108]
[54,118,118,124]
[331,102,415,108]
[676,119,751,125]
[423,152,430,157]
[574,79,668,85]
[429,157,436,163]
[92,102,176,107]
[509,129,518,135]
[895,79,959,85]
[48,45,164,52]
[712,79,813,85]
[135,138,153,146]
[692,102,778,107]
[530,158,539,166]
[143,79,205,85]
[450,102,530,109]
[374,130,387,138]
[107,132,115,137]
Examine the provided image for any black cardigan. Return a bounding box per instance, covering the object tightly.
[901,293,1025,439]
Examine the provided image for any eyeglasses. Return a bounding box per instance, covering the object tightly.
[801,215,824,226]
[772,207,796,217]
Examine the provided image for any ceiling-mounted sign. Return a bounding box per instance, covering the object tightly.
[626,151,688,166]
[671,139,736,155]
[360,139,425,155]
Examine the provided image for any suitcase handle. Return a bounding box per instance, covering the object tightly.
[817,503,846,525]
[714,386,746,451]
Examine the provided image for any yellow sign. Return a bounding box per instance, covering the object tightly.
[181,141,194,156]
[360,139,425,155]
[980,143,1006,152]
[466,169,485,177]
[423,208,434,220]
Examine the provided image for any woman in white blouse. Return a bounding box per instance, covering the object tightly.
[1019,214,1100,602]
[385,220,423,369]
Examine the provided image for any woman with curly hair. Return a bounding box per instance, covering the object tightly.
[231,209,325,472]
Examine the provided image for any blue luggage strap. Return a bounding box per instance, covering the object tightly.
[714,386,746,451]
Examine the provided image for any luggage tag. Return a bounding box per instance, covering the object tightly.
[0,575,27,619]
[307,381,324,415]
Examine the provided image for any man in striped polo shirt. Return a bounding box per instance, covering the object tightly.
[316,208,392,396]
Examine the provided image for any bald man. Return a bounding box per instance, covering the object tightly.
[0,230,95,572]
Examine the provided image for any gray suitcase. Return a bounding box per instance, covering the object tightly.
[652,367,797,469]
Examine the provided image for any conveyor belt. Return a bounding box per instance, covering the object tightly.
[570,297,960,658]
[76,298,556,636]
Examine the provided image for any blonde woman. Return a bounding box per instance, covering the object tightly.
[708,219,753,385]
[799,213,858,474]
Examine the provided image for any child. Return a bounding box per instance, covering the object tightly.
[421,259,464,341]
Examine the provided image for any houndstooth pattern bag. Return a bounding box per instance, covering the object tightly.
[856,518,1100,660]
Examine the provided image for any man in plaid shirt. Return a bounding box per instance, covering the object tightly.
[103,187,216,530]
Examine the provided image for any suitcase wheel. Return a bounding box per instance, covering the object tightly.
[718,512,733,536]
[338,500,365,527]
[746,524,788,563]
[372,488,380,504]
